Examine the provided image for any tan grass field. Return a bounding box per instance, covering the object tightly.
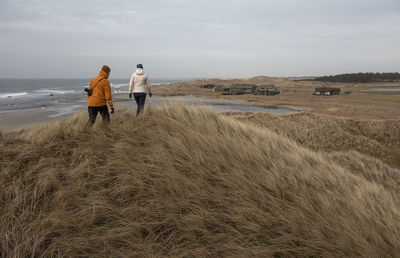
[153,76,400,120]
[1,105,400,256]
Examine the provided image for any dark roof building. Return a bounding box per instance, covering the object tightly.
[213,84,280,95]
[314,88,340,96]
[253,85,280,95]
[200,84,215,89]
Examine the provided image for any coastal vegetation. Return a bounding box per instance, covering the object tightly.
[1,105,399,257]
[310,72,400,83]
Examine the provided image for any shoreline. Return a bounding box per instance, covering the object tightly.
[0,93,131,130]
[0,93,310,131]
[2,76,400,130]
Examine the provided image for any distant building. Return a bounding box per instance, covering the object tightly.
[230,84,254,94]
[213,84,280,95]
[212,86,230,92]
[200,84,215,89]
[253,85,280,95]
[314,88,340,96]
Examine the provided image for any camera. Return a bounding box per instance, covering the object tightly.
[84,87,93,96]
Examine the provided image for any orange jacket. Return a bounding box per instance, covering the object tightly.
[88,70,113,108]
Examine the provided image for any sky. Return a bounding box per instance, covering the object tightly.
[0,0,399,79]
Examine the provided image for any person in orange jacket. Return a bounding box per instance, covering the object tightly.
[87,65,114,125]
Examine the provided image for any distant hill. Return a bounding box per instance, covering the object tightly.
[310,72,400,83]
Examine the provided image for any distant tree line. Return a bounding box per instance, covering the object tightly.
[310,73,400,83]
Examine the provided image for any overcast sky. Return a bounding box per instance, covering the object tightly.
[0,0,399,79]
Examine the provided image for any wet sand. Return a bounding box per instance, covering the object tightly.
[0,109,66,130]
[0,106,85,130]
[0,93,131,130]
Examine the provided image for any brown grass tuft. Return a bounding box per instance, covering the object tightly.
[1,105,399,257]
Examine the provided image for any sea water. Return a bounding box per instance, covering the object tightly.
[0,78,178,111]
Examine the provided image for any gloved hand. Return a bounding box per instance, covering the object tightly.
[129,93,132,99]
[111,107,114,114]
[149,92,152,98]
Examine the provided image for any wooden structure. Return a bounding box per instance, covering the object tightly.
[253,85,280,95]
[212,86,230,92]
[230,84,254,94]
[212,84,280,95]
[314,88,340,96]
[200,84,215,89]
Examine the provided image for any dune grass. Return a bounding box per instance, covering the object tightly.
[1,105,399,257]
[231,111,400,168]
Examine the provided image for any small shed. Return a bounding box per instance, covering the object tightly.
[314,88,340,96]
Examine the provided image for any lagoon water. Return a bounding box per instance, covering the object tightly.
[361,88,400,92]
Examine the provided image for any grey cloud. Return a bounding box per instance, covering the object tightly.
[0,0,399,78]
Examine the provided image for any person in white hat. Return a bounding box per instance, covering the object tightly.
[128,64,152,116]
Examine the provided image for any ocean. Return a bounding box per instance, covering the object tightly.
[0,78,181,111]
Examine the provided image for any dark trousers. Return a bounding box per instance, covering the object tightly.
[88,105,110,126]
[134,93,146,115]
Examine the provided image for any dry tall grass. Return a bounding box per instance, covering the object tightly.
[231,112,400,168]
[1,105,399,257]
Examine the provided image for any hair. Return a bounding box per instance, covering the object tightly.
[137,64,143,69]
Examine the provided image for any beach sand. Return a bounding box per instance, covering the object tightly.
[0,106,85,130]
[0,93,133,130]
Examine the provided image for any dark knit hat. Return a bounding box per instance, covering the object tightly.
[101,65,111,73]
[137,64,143,69]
